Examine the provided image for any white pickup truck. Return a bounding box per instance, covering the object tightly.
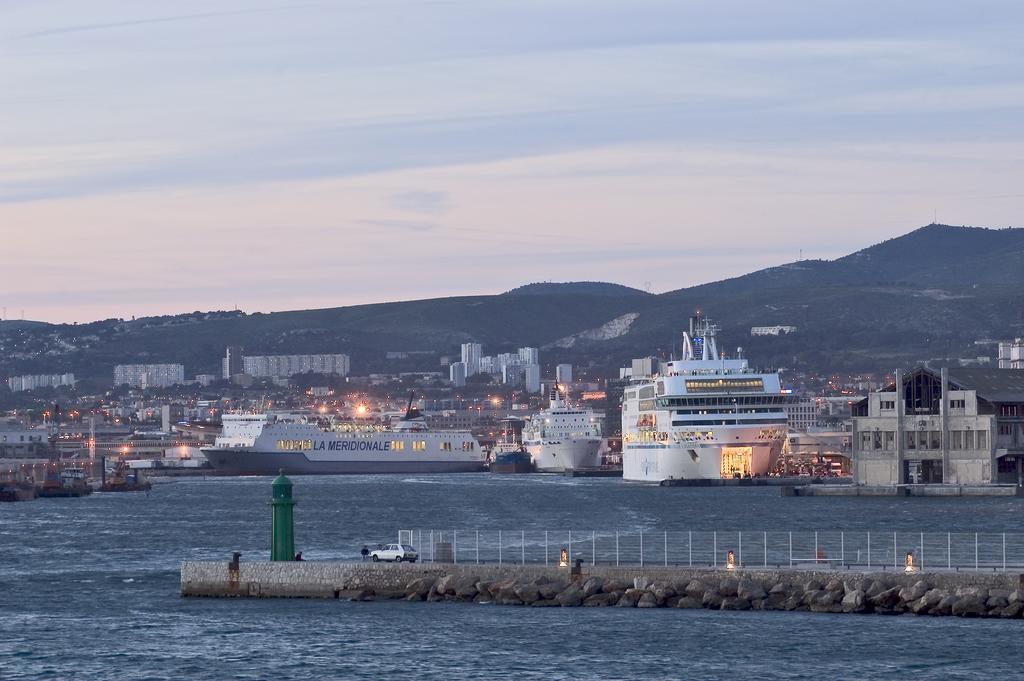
[370,543,419,563]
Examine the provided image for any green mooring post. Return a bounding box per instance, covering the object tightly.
[270,470,296,561]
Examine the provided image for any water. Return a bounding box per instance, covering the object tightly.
[2,474,1023,680]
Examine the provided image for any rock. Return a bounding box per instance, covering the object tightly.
[685,580,707,598]
[581,577,604,598]
[737,580,766,601]
[986,595,1009,609]
[405,577,436,597]
[898,580,929,603]
[769,582,787,595]
[764,593,788,610]
[803,580,822,593]
[531,599,561,607]
[865,580,888,598]
[514,583,541,604]
[617,589,643,607]
[665,595,682,608]
[405,592,424,602]
[637,592,659,608]
[426,586,443,602]
[783,594,805,611]
[1000,602,1023,618]
[824,579,844,593]
[676,596,703,609]
[988,588,1010,600]
[603,579,628,593]
[583,592,619,607]
[841,589,866,613]
[721,597,751,611]
[933,595,958,615]
[702,591,724,609]
[555,583,585,607]
[453,575,480,599]
[952,596,986,617]
[718,578,739,597]
[537,581,565,600]
[652,584,677,605]
[1009,590,1021,604]
[634,576,653,590]
[869,586,902,609]
[493,585,523,606]
[473,593,492,604]
[910,589,944,615]
[353,588,375,602]
[435,574,456,595]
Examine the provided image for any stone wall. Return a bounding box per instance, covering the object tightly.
[181,560,1024,617]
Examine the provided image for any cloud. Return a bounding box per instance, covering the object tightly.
[352,218,438,232]
[386,190,451,216]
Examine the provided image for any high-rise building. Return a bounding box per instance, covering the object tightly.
[449,361,467,388]
[518,347,539,365]
[461,342,482,377]
[7,373,76,392]
[242,354,350,378]
[523,364,541,393]
[114,364,185,388]
[998,339,1024,369]
[222,346,243,379]
[555,363,573,385]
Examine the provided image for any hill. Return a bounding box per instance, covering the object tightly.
[1,224,1021,386]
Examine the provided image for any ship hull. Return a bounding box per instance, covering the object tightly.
[623,440,781,483]
[201,447,487,476]
[525,438,602,472]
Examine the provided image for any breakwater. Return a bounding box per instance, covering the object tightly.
[181,561,1024,618]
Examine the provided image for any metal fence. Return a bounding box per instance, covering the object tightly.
[396,530,1024,572]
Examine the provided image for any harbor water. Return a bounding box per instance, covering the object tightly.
[3,474,1024,680]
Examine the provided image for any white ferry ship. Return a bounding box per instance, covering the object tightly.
[622,315,793,483]
[523,386,603,472]
[202,398,486,475]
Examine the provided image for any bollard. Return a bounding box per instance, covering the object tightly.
[270,470,296,561]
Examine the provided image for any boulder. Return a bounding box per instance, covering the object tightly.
[405,577,436,597]
[555,583,585,607]
[737,580,766,601]
[769,582,788,595]
[718,578,739,597]
[933,595,958,615]
[603,579,628,593]
[1000,602,1023,618]
[617,589,643,607]
[986,595,1009,610]
[824,579,844,593]
[453,575,480,599]
[652,584,677,605]
[583,592,620,607]
[864,580,888,599]
[702,591,723,609]
[676,596,703,609]
[898,580,929,603]
[637,592,659,608]
[910,589,944,615]
[764,593,788,610]
[537,581,565,600]
[869,586,902,609]
[783,594,805,611]
[581,577,604,598]
[720,597,751,611]
[531,599,562,607]
[685,580,707,598]
[405,592,424,602]
[841,589,866,613]
[633,576,653,590]
[665,595,682,608]
[514,583,541,604]
[803,580,823,593]
[435,574,457,595]
[952,596,986,617]
[1009,590,1021,604]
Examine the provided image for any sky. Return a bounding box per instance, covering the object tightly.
[2,0,1023,323]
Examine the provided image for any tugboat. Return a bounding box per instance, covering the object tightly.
[100,460,153,493]
[489,418,534,474]
[36,466,92,498]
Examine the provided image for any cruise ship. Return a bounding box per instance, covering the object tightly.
[622,315,793,483]
[523,386,603,472]
[201,398,486,475]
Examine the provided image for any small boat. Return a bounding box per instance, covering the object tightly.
[100,460,152,493]
[489,421,534,474]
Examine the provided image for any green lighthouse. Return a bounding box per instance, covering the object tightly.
[270,470,296,561]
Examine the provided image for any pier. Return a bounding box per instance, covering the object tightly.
[783,484,1024,497]
[180,560,1024,617]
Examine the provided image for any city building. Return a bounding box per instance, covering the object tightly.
[449,361,467,388]
[0,422,49,459]
[195,374,218,387]
[853,367,1024,485]
[222,346,243,379]
[751,326,798,336]
[242,353,350,378]
[555,363,573,386]
[7,373,76,392]
[620,357,660,379]
[523,364,541,393]
[784,396,820,431]
[461,343,482,377]
[114,364,185,389]
[518,347,539,365]
[999,339,1024,369]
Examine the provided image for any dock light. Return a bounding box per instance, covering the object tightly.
[904,551,916,573]
[559,548,569,567]
[726,550,736,570]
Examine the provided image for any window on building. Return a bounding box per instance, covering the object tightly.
[951,430,963,449]
[905,431,916,449]
[950,399,966,410]
[884,431,895,450]
[872,431,882,450]
[929,431,941,450]
[880,400,895,411]
[918,431,929,450]
[977,431,987,449]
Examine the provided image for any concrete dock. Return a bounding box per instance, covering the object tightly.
[180,560,1024,618]
[782,484,1024,497]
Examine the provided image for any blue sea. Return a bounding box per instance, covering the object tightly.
[2,474,1023,680]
